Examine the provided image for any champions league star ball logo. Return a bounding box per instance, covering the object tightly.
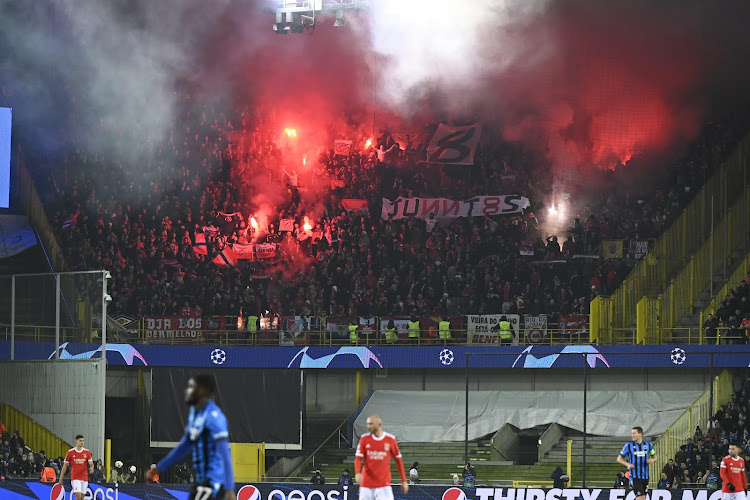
[439,349,454,366]
[670,347,687,365]
[211,348,227,365]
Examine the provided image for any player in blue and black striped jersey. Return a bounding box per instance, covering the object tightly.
[617,426,656,500]
[149,375,236,500]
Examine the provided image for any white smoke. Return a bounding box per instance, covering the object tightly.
[367,0,550,112]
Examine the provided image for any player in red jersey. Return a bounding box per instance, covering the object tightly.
[721,443,747,500]
[354,415,408,500]
[59,435,94,500]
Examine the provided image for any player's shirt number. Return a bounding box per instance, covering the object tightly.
[194,486,214,500]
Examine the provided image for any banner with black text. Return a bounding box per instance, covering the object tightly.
[382,195,530,220]
[427,123,482,164]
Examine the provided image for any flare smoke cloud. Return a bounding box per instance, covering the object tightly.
[1,0,749,174]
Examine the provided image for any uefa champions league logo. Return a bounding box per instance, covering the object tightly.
[512,345,610,368]
[439,349,454,366]
[670,347,686,365]
[49,343,148,365]
[211,348,227,365]
[287,347,383,368]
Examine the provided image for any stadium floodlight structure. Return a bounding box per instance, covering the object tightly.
[273,0,368,33]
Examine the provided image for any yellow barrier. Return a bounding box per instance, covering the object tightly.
[660,187,750,330]
[650,370,733,480]
[603,134,750,331]
[513,481,554,488]
[700,252,750,332]
[231,443,266,483]
[0,404,72,459]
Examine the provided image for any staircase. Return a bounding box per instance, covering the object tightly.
[305,440,507,485]
[536,434,627,486]
[675,246,749,337]
[299,435,629,487]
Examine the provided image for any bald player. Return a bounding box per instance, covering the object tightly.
[355,415,408,500]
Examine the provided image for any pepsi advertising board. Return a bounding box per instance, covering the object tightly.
[0,483,730,500]
[2,341,750,369]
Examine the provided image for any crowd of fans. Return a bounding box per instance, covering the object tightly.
[0,426,106,482]
[661,373,750,489]
[703,274,750,343]
[25,86,744,326]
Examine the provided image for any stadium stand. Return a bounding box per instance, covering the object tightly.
[12,86,743,344]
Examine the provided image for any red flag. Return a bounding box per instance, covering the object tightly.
[341,199,368,212]
[193,232,208,255]
[213,246,238,267]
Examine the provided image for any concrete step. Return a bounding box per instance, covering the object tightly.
[539,456,617,464]
[549,449,623,456]
[566,436,629,442]
[552,443,624,450]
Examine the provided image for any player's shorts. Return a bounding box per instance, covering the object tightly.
[189,481,225,500]
[631,479,649,497]
[359,486,395,500]
[71,480,89,494]
[723,492,747,500]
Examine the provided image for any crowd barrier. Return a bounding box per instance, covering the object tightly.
[602,133,750,332]
[0,482,723,500]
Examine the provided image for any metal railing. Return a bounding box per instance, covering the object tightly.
[660,186,750,330]
[6,323,737,346]
[699,251,750,333]
[284,409,362,482]
[650,370,733,481]
[0,403,73,459]
[603,134,750,331]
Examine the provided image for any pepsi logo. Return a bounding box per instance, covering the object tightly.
[442,488,466,500]
[50,484,65,500]
[238,485,261,500]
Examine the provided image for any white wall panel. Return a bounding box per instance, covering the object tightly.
[0,360,104,460]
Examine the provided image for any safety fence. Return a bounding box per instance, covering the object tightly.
[601,134,750,331]
[699,251,750,334]
[659,186,750,330]
[650,369,733,482]
[1,313,594,346]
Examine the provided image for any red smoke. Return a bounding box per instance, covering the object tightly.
[189,0,750,222]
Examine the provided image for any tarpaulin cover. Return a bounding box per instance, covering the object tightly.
[152,368,302,445]
[354,390,702,442]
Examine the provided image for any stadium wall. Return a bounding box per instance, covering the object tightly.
[305,368,715,414]
[0,359,104,459]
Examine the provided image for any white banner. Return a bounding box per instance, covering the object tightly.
[523,315,548,344]
[379,317,410,339]
[467,314,520,345]
[426,123,482,165]
[382,195,529,220]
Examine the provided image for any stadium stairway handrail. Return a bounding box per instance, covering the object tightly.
[284,405,365,482]
[658,185,750,334]
[593,133,750,334]
[699,250,750,337]
[0,403,73,459]
[649,369,733,480]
